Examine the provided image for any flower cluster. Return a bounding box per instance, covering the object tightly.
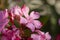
[0,5,51,40]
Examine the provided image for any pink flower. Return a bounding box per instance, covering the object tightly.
[11,5,23,16]
[20,5,42,32]
[1,25,21,40]
[0,9,9,33]
[31,30,51,40]
[9,5,23,21]
[9,5,23,24]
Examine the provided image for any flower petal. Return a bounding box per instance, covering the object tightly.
[0,24,4,33]
[31,34,41,40]
[10,5,23,18]
[20,16,27,24]
[30,11,40,19]
[0,11,4,21]
[0,9,8,21]
[22,5,29,18]
[13,6,23,16]
[45,32,51,40]
[35,30,45,35]
[26,23,35,32]
[33,20,42,29]
[1,36,8,40]
[4,9,8,18]
[3,19,9,26]
[0,19,9,32]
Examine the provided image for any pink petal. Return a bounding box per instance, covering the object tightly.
[20,16,27,24]
[0,24,4,33]
[12,36,20,40]
[1,36,9,40]
[35,30,45,36]
[11,25,17,31]
[30,11,40,19]
[3,19,9,26]
[0,11,4,21]
[35,30,47,40]
[4,9,8,18]
[0,19,9,32]
[12,34,21,40]
[0,9,8,21]
[10,5,23,19]
[31,34,41,40]
[1,28,8,34]
[26,23,35,32]
[11,25,20,35]
[13,6,23,16]
[1,25,21,40]
[45,32,51,40]
[33,20,42,29]
[9,9,15,20]
[22,5,29,18]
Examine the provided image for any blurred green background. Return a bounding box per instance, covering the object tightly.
[0,0,60,40]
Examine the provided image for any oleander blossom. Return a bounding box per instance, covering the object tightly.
[9,5,42,32]
[31,30,51,40]
[20,5,42,32]
[1,25,21,40]
[0,9,9,33]
[0,5,51,40]
[10,5,23,16]
[9,5,23,24]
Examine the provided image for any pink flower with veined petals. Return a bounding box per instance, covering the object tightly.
[11,5,23,16]
[20,5,42,32]
[31,30,51,40]
[0,9,9,33]
[1,25,21,40]
[9,5,23,24]
[9,5,23,21]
